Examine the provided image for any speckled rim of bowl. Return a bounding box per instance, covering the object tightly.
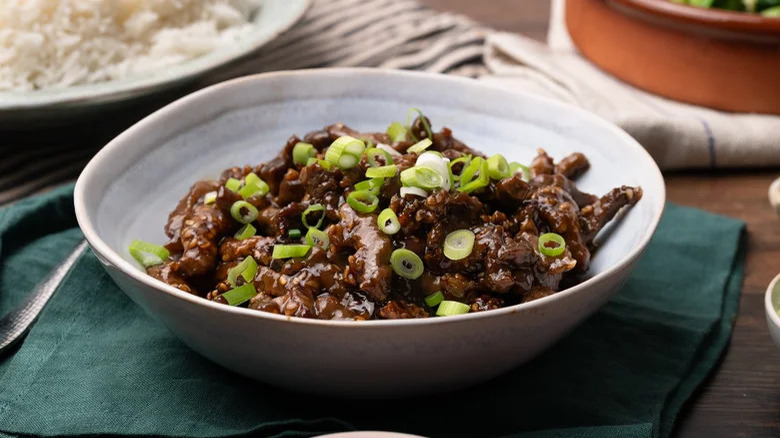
[73,67,666,328]
[0,0,310,111]
[612,0,780,34]
[765,273,780,330]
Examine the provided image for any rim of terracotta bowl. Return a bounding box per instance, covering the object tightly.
[74,68,666,328]
[611,0,780,34]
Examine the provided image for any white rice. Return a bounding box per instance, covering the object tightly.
[0,0,263,91]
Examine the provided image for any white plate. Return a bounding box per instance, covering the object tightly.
[0,0,309,122]
[74,68,665,397]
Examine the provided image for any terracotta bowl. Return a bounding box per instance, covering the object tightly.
[565,0,780,114]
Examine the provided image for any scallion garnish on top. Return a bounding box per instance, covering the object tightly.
[538,233,566,257]
[128,239,170,267]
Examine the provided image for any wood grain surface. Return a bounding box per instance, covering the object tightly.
[420,0,780,436]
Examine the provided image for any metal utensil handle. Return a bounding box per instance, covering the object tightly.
[0,240,89,354]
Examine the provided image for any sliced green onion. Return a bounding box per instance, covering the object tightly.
[407,138,433,154]
[302,204,325,229]
[390,248,424,280]
[424,291,445,307]
[128,239,170,267]
[222,283,257,306]
[238,182,268,199]
[366,147,394,167]
[238,173,269,199]
[305,228,330,249]
[307,157,333,170]
[347,190,379,213]
[355,178,384,195]
[399,186,428,198]
[377,144,402,157]
[387,121,408,143]
[293,142,316,166]
[436,300,470,316]
[325,136,365,169]
[407,108,433,140]
[203,191,217,205]
[509,162,531,182]
[416,151,451,190]
[366,164,398,178]
[400,166,443,190]
[444,229,475,261]
[245,173,262,187]
[458,159,490,194]
[227,256,257,287]
[538,233,566,257]
[225,178,241,192]
[288,229,302,239]
[272,244,311,259]
[230,200,259,224]
[459,157,483,186]
[487,154,511,180]
[449,155,472,181]
[361,138,375,149]
[377,208,401,235]
[234,223,256,240]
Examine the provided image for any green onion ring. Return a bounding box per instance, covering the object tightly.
[347,190,379,213]
[436,300,470,316]
[407,138,433,155]
[366,164,398,179]
[354,178,384,195]
[458,159,490,194]
[225,178,241,192]
[538,233,566,257]
[293,142,316,166]
[305,228,330,249]
[424,291,445,307]
[302,204,325,229]
[487,154,511,180]
[459,157,484,186]
[234,223,256,240]
[221,283,257,306]
[325,136,365,169]
[509,162,531,182]
[400,166,443,190]
[366,147,394,167]
[399,186,428,198]
[387,122,408,143]
[377,208,401,235]
[288,229,302,239]
[390,248,424,280]
[443,229,475,261]
[245,173,262,187]
[272,244,312,259]
[230,200,259,224]
[449,155,472,181]
[128,239,170,267]
[227,256,257,287]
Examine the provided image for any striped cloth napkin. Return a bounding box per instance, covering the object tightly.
[1,0,488,206]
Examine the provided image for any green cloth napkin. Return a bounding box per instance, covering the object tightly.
[0,185,745,438]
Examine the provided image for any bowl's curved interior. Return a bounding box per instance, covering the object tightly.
[0,0,309,111]
[75,68,665,327]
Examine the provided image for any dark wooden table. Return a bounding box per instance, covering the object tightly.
[420,0,780,436]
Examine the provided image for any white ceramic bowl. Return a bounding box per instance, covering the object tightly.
[74,68,665,397]
[766,273,780,349]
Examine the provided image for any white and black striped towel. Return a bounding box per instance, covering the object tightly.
[0,0,488,205]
